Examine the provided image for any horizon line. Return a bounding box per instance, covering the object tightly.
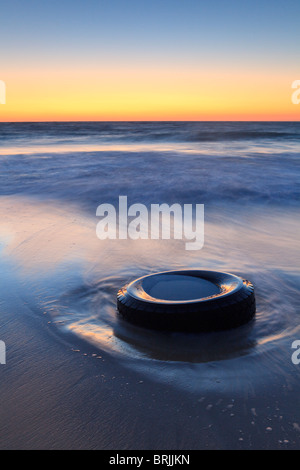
[1,119,300,123]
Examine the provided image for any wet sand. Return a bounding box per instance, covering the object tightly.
[0,122,299,449]
[0,196,299,450]
[1,291,299,450]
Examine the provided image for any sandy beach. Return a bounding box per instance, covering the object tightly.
[0,122,299,449]
[1,267,299,449]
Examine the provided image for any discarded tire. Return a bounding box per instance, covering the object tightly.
[117,270,255,332]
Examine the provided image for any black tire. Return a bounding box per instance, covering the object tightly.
[117,270,255,332]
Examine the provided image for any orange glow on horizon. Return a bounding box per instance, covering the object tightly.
[1,65,299,121]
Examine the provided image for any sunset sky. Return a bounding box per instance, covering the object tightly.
[0,0,299,121]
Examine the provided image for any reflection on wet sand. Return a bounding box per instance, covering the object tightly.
[1,196,298,382]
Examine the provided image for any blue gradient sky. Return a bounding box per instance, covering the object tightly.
[1,0,300,65]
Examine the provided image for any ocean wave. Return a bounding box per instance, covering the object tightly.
[1,121,300,145]
[0,148,299,209]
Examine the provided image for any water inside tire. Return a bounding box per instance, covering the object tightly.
[143,274,221,301]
